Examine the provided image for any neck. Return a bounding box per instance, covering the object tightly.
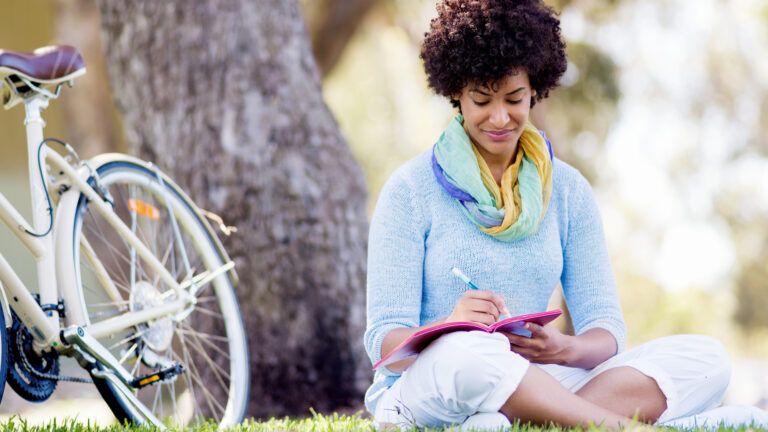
[474,143,518,185]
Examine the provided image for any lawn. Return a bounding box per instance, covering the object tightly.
[0,412,765,432]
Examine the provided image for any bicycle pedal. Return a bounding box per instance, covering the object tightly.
[130,363,184,389]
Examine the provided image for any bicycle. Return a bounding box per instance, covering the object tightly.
[0,45,250,428]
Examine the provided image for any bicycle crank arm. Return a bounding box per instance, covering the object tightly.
[62,326,167,428]
[90,368,165,429]
[60,326,136,386]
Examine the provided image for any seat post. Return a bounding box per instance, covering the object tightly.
[23,96,49,234]
[23,95,59,333]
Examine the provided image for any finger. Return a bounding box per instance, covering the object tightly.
[509,346,539,359]
[465,298,500,320]
[503,332,537,349]
[464,290,508,317]
[525,322,547,338]
[467,311,497,326]
[463,290,497,300]
[492,294,510,316]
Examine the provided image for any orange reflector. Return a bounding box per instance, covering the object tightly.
[127,198,160,220]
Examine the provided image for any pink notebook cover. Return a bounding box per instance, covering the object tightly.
[373,309,562,370]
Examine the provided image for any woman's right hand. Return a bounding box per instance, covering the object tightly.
[445,290,510,326]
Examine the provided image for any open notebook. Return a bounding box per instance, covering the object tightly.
[373,309,562,370]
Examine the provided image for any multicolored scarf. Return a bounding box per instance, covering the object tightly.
[432,114,554,242]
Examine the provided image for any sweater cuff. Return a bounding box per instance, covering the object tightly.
[578,320,627,354]
[368,323,408,375]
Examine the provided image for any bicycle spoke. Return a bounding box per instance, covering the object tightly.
[177,331,221,420]
[195,296,219,304]
[178,324,231,386]
[160,382,165,421]
[73,165,247,426]
[84,215,131,287]
[176,328,229,343]
[109,328,151,350]
[152,241,175,289]
[184,352,227,418]
[190,305,224,320]
[169,375,178,426]
[119,342,139,365]
[171,349,203,425]
[132,347,145,377]
[180,325,230,361]
[81,255,133,297]
[152,380,162,414]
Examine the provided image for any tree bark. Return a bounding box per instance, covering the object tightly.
[54,0,122,158]
[303,0,382,77]
[97,0,370,417]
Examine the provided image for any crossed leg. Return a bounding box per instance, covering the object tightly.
[576,366,667,423]
[499,365,633,428]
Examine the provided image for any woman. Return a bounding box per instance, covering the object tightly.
[363,0,750,429]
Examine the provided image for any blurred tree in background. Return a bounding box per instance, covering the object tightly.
[96,0,369,418]
[301,0,383,77]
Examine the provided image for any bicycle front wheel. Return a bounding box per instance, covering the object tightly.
[63,156,249,427]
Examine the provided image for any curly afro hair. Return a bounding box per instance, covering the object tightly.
[421,0,567,108]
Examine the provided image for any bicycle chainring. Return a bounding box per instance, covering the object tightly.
[7,312,59,402]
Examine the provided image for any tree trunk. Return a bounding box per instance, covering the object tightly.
[54,0,122,158]
[97,0,370,417]
[302,0,382,77]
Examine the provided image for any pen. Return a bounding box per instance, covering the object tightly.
[451,267,481,290]
[450,267,510,320]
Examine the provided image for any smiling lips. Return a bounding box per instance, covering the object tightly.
[483,129,513,141]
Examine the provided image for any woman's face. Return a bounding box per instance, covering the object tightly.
[457,70,536,167]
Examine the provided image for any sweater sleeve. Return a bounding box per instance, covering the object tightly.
[363,171,426,369]
[561,174,627,353]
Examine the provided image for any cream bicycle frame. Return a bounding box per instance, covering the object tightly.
[0,95,192,351]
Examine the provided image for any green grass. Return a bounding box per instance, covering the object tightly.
[0,412,765,432]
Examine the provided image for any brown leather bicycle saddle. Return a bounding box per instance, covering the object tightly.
[0,45,85,82]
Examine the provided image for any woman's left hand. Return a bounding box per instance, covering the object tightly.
[502,322,575,365]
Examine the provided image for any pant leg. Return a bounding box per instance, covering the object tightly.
[373,330,529,429]
[537,363,591,391]
[565,334,731,423]
[660,405,768,428]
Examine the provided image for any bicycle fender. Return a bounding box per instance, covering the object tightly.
[87,153,240,286]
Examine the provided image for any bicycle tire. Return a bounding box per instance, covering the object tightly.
[62,156,249,427]
[0,309,8,404]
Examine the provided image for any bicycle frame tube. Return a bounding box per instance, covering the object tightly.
[0,97,62,347]
[25,97,60,333]
[0,253,58,344]
[0,96,189,348]
[47,153,188,296]
[47,152,190,334]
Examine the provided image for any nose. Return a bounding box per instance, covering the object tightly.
[489,105,510,129]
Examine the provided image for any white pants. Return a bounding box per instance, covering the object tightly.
[374,332,732,429]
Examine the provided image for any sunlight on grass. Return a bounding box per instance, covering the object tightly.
[0,411,765,432]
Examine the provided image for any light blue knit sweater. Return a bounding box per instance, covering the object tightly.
[363,150,627,413]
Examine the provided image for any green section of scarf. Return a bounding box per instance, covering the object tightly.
[433,114,553,241]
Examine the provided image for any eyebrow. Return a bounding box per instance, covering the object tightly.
[470,87,526,96]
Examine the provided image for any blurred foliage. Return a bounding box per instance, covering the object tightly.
[321,0,623,209]
[734,260,768,331]
[539,42,620,182]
